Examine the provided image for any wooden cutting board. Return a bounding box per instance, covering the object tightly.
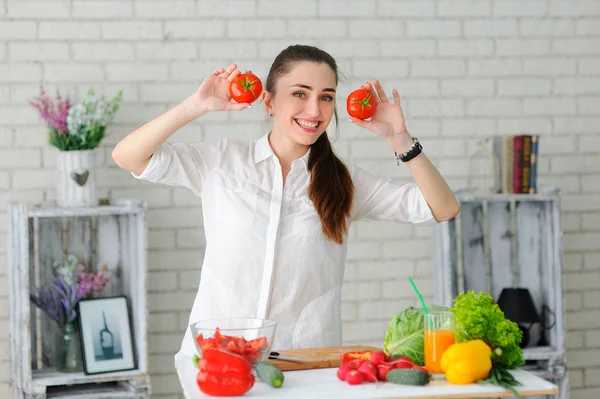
[267,345,381,371]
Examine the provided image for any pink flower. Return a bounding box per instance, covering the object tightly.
[75,264,109,298]
[29,86,72,134]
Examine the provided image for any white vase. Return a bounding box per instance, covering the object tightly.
[56,150,98,208]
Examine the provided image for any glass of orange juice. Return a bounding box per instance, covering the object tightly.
[424,311,455,376]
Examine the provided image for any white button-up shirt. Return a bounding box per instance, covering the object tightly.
[133,132,436,357]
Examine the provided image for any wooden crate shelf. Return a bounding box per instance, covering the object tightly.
[434,186,568,399]
[7,199,151,399]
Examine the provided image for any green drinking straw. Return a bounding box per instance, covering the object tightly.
[408,277,434,329]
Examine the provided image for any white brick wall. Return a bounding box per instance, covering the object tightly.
[1,1,599,398]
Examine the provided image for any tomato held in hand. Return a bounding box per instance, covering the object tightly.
[230,72,263,104]
[346,88,376,120]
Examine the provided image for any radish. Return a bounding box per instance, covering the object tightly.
[357,361,378,383]
[345,370,364,385]
[377,364,393,381]
[369,351,386,366]
[336,364,354,381]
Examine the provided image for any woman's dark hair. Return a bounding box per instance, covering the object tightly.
[265,44,354,245]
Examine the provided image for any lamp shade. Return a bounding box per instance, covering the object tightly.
[497,288,541,325]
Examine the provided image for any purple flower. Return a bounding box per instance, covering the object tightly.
[29,86,72,134]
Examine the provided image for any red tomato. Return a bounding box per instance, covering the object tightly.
[230,71,263,104]
[346,88,376,120]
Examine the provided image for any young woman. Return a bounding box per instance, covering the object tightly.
[112,45,459,358]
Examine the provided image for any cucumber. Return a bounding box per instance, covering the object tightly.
[253,361,285,388]
[386,368,430,386]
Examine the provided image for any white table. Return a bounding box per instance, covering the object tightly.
[175,353,559,399]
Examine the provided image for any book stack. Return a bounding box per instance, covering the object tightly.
[493,135,540,194]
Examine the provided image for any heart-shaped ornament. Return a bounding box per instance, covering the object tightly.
[71,170,89,186]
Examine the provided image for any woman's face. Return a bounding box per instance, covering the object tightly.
[264,61,337,147]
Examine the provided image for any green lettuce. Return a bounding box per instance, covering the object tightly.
[383,305,447,366]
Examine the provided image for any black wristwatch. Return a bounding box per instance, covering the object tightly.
[394,137,422,165]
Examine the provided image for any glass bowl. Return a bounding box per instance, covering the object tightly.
[189,318,277,363]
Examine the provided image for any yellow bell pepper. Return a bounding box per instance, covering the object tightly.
[440,339,492,385]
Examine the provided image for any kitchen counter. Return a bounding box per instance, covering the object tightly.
[175,353,559,399]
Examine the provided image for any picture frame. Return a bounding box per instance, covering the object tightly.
[78,295,136,375]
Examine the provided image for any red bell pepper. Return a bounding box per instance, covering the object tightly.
[342,351,373,365]
[196,348,255,396]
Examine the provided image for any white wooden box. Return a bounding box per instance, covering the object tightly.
[7,199,151,399]
[434,187,568,399]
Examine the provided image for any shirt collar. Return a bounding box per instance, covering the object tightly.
[253,132,311,176]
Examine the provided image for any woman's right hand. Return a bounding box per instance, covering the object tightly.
[191,64,254,114]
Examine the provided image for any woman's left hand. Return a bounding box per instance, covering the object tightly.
[349,80,408,141]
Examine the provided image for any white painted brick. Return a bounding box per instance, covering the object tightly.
[148,208,203,229]
[497,39,551,56]
[358,299,416,321]
[437,1,491,17]
[357,259,415,281]
[407,20,460,37]
[72,1,134,18]
[539,137,577,155]
[228,20,286,38]
[561,194,600,212]
[421,138,468,157]
[178,270,201,290]
[540,175,581,194]
[197,0,256,17]
[149,374,183,395]
[466,99,521,116]
[0,22,36,39]
[149,354,179,375]
[150,332,185,354]
[585,253,600,270]
[524,98,577,116]
[438,158,470,176]
[549,0,600,16]
[9,42,69,61]
[552,155,600,174]
[355,220,413,240]
[0,44,4,62]
[464,19,518,37]
[319,0,376,17]
[0,64,41,82]
[441,79,494,97]
[109,187,171,207]
[565,232,600,252]
[346,241,381,261]
[569,369,584,389]
[411,59,465,78]
[288,19,346,38]
[378,1,436,17]
[553,39,600,55]
[381,239,432,259]
[381,40,436,57]
[382,277,433,299]
[135,1,196,18]
[342,302,357,322]
[566,310,600,330]
[262,39,320,59]
[149,312,179,333]
[441,118,496,136]
[149,271,177,291]
[520,19,574,37]
[582,176,600,194]
[557,79,600,97]
[149,230,176,250]
[555,117,600,134]
[39,22,101,40]
[438,39,493,57]
[102,22,163,40]
[468,59,522,76]
[565,253,584,272]
[11,170,54,189]
[342,319,389,343]
[386,79,439,97]
[0,128,13,147]
[580,58,600,75]
[319,40,379,59]
[494,1,547,16]
[580,136,600,153]
[353,60,409,79]
[140,84,193,104]
[567,330,584,349]
[169,61,228,82]
[258,0,317,16]
[176,228,205,248]
[0,150,41,168]
[350,139,392,159]
[7,1,69,18]
[73,43,135,61]
[107,63,168,82]
[584,290,600,310]
[566,292,583,311]
[199,41,256,60]
[577,19,600,36]
[349,20,404,38]
[44,64,104,83]
[407,99,464,118]
[148,249,203,272]
[497,79,551,96]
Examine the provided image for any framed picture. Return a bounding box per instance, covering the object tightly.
[78,295,136,375]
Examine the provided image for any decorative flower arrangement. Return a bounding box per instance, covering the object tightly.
[29,87,123,151]
[30,254,110,327]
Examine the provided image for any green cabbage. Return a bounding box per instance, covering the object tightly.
[383,305,447,366]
